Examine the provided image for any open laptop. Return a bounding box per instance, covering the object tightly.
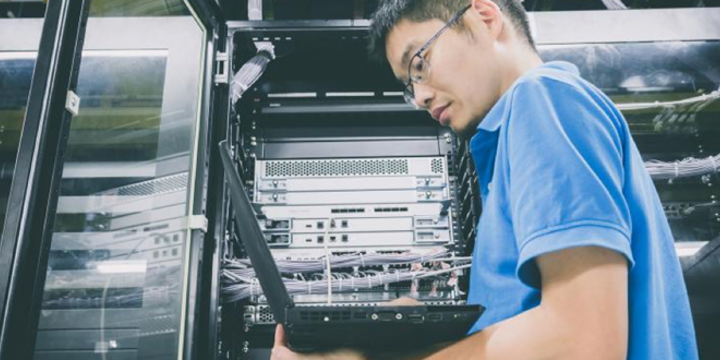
[219,140,484,351]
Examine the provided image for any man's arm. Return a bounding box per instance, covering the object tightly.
[422,245,628,360]
[272,245,628,360]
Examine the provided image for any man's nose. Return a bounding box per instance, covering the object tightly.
[413,83,434,109]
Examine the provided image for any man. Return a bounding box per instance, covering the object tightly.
[272,0,698,359]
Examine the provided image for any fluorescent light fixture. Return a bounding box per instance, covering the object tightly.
[0,51,37,60]
[267,92,317,98]
[675,241,707,257]
[83,49,168,58]
[326,92,375,97]
[96,260,147,274]
[0,50,168,60]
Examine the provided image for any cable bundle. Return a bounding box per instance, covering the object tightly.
[645,154,720,180]
[231,41,275,104]
[221,263,471,303]
[617,89,720,111]
[600,0,628,10]
[223,250,466,278]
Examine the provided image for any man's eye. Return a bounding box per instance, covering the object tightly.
[414,59,425,72]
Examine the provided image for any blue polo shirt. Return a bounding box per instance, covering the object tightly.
[466,61,698,359]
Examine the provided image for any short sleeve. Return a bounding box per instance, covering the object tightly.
[506,77,635,289]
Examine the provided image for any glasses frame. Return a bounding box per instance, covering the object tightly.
[404,4,473,108]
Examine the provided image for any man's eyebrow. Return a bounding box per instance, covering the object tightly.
[400,41,420,70]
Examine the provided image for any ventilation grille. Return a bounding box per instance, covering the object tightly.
[374,207,408,213]
[300,310,351,322]
[431,159,444,174]
[331,207,365,214]
[265,159,410,178]
[258,306,274,324]
[109,173,188,197]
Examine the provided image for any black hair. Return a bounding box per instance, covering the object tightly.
[368,0,536,63]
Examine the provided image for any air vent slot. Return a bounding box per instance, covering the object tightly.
[110,173,188,196]
[374,207,408,213]
[431,158,444,174]
[265,159,410,178]
[259,306,274,323]
[331,208,365,214]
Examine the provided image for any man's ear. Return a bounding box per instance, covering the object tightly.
[466,0,503,41]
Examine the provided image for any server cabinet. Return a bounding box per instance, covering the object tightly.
[1,4,719,360]
[0,11,212,360]
[213,8,720,360]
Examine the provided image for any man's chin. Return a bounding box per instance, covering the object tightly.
[449,120,478,140]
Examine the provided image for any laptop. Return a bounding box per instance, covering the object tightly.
[219,140,484,352]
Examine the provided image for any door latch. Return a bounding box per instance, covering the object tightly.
[65,90,80,116]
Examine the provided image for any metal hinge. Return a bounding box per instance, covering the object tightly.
[65,90,80,116]
[214,51,229,85]
[188,215,209,233]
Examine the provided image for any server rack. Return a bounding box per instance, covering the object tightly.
[215,8,720,360]
[0,4,719,360]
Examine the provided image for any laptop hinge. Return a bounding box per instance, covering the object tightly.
[188,215,209,233]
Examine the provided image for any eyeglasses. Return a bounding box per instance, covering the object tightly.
[404,4,472,109]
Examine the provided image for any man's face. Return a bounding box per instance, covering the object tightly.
[386,17,504,137]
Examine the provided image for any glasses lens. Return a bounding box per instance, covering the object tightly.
[409,55,429,83]
[404,84,419,109]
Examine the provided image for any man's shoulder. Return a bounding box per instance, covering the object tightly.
[508,62,618,125]
[510,63,592,105]
[477,62,615,134]
[503,63,625,149]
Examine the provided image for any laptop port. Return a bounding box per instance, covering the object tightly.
[353,312,368,320]
[377,311,396,321]
[427,313,442,322]
[408,314,424,323]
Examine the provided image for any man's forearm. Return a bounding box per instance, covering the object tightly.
[362,342,452,360]
[358,305,572,360]
[405,305,570,360]
[416,248,628,360]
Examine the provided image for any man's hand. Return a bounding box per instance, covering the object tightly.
[271,325,365,360]
[380,297,423,306]
[271,298,426,360]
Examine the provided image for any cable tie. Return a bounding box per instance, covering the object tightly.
[250,278,259,298]
[360,253,366,267]
[674,161,679,179]
[236,82,249,93]
[308,280,312,295]
[711,156,718,173]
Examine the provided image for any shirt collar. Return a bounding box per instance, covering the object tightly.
[475,61,580,133]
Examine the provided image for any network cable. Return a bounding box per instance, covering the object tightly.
[222,263,471,303]
[645,154,720,180]
[223,250,470,278]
